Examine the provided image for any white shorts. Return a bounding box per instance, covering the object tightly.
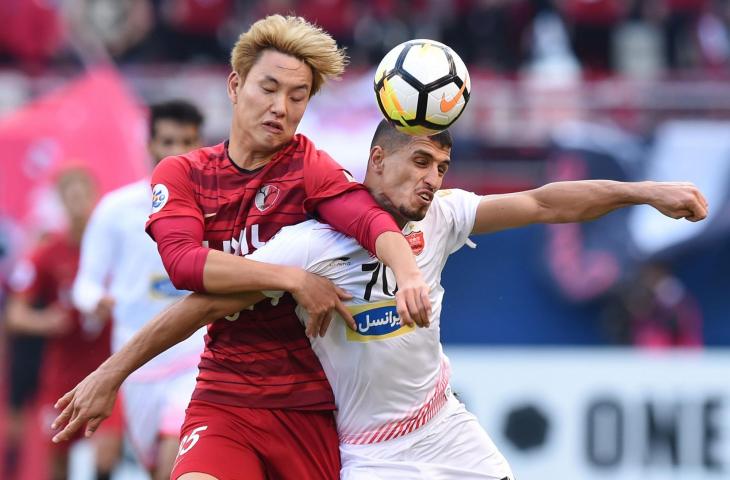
[120,367,198,469]
[340,392,514,480]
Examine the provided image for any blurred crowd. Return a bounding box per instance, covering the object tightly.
[2,0,730,76]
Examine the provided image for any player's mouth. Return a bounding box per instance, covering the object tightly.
[416,190,433,205]
[262,121,284,134]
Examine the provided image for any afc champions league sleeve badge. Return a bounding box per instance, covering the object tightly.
[151,184,169,213]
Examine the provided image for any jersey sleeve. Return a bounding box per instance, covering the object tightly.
[72,194,118,314]
[245,223,314,270]
[302,148,364,214]
[435,189,482,254]
[145,156,203,232]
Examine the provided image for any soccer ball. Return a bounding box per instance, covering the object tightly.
[374,39,470,136]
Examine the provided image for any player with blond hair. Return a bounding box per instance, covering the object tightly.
[53,15,431,480]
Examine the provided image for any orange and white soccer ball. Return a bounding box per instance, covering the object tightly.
[374,39,470,136]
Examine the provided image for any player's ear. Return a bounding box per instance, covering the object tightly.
[369,146,386,174]
[227,71,241,104]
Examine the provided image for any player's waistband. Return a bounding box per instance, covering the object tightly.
[339,358,452,445]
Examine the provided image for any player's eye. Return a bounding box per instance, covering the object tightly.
[290,95,305,103]
[261,86,276,93]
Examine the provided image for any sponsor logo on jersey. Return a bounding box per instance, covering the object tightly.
[325,256,351,270]
[255,184,280,212]
[151,184,169,213]
[345,300,414,342]
[149,275,187,299]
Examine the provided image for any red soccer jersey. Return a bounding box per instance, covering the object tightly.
[12,233,112,404]
[147,134,361,410]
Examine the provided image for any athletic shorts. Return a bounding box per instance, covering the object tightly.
[340,392,514,480]
[171,400,340,480]
[121,367,197,469]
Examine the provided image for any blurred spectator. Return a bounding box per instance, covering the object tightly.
[4,168,122,480]
[0,0,66,70]
[65,0,155,62]
[601,262,703,348]
[558,0,628,74]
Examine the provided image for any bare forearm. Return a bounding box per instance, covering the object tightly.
[94,292,259,385]
[533,180,651,223]
[375,231,421,281]
[202,249,305,294]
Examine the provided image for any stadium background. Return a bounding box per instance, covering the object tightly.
[1,0,729,479]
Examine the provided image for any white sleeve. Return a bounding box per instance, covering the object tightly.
[435,188,481,254]
[246,223,314,269]
[247,222,346,274]
[72,196,118,314]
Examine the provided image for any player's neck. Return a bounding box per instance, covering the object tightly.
[228,136,277,171]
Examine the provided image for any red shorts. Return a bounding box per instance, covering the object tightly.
[171,400,340,480]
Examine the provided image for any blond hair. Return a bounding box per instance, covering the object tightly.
[230,15,348,97]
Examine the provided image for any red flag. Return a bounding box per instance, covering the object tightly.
[0,68,148,229]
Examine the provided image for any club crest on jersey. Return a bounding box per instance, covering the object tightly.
[345,300,414,342]
[255,185,280,212]
[403,223,425,255]
[151,184,169,213]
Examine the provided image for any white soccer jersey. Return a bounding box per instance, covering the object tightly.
[248,188,481,444]
[73,179,205,380]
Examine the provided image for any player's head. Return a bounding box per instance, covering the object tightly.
[148,100,204,165]
[365,120,452,225]
[227,15,347,153]
[55,167,96,224]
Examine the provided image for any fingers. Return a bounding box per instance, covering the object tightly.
[54,388,75,410]
[52,412,85,443]
[335,286,353,301]
[85,417,104,438]
[396,293,414,328]
[51,400,74,430]
[306,311,324,338]
[319,312,333,337]
[336,301,357,332]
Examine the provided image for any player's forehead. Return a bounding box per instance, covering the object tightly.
[403,137,451,162]
[248,49,313,90]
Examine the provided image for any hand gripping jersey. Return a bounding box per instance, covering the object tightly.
[146,134,361,410]
[73,179,203,380]
[248,189,481,443]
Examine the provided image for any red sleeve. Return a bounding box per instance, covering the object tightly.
[316,189,400,255]
[145,155,203,233]
[302,148,364,214]
[149,217,209,292]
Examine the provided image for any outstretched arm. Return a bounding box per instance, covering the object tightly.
[51,291,262,442]
[472,180,708,235]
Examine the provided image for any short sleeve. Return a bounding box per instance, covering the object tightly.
[146,156,202,232]
[302,148,364,214]
[435,189,482,254]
